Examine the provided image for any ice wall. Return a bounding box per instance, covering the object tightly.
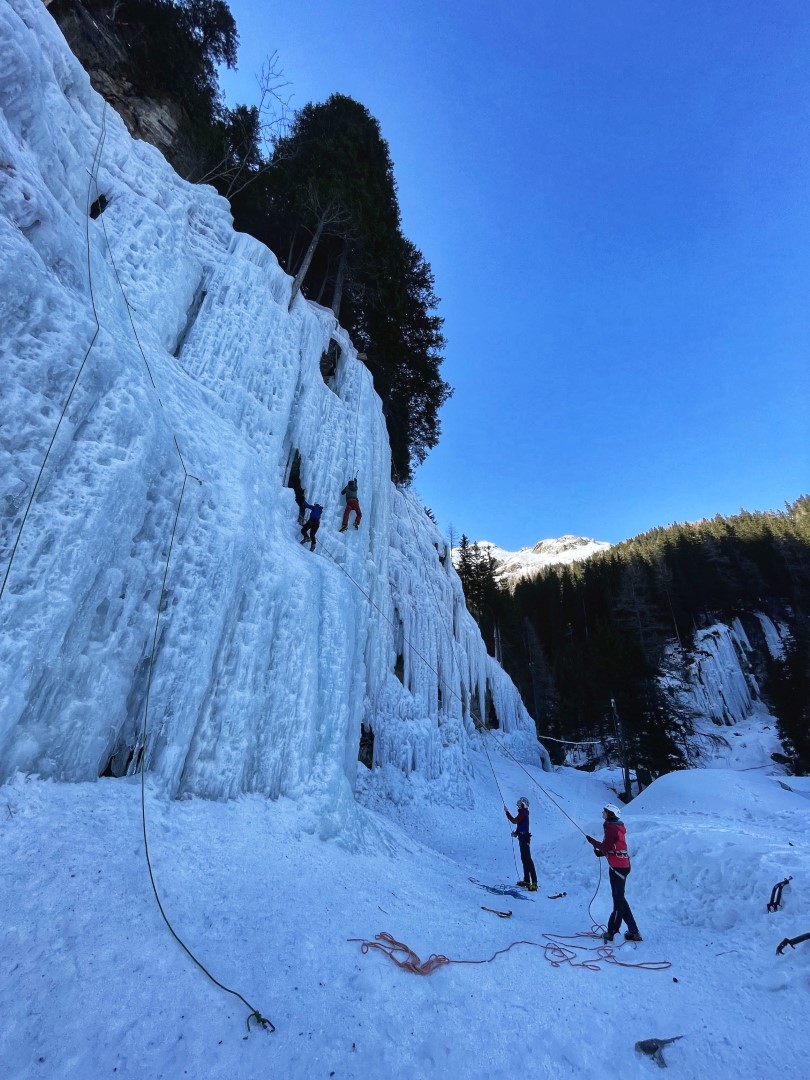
[0,0,546,830]
[665,615,786,728]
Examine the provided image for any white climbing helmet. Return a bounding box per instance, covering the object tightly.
[603,802,622,817]
[517,796,529,809]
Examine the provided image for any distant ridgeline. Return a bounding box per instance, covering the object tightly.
[456,499,810,778]
[50,0,450,482]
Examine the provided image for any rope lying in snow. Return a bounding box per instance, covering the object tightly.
[349,931,672,975]
[541,933,672,973]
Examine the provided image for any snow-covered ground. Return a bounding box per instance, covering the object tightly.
[2,750,809,1080]
[2,6,808,1078]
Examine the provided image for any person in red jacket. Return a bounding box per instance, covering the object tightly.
[586,803,642,943]
[504,796,537,891]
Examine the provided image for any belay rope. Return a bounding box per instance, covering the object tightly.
[313,362,673,983]
[90,105,271,1035]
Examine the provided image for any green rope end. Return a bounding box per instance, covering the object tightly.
[246,1010,275,1034]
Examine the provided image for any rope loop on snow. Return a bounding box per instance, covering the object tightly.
[350,931,672,976]
[349,933,451,976]
[542,932,673,973]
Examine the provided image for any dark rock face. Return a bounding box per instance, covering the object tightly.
[49,1,197,177]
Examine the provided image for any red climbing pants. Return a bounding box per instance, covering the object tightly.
[342,499,362,528]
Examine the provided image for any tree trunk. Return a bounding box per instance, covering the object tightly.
[288,216,326,310]
[315,251,332,304]
[331,238,350,319]
[286,230,298,273]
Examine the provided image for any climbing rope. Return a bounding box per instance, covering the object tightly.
[350,354,363,475]
[539,734,602,747]
[540,932,671,973]
[137,473,273,1034]
[355,421,526,869]
[319,528,522,871]
[6,102,270,1033]
[349,931,671,976]
[1,102,109,603]
[319,507,611,925]
[86,127,271,1031]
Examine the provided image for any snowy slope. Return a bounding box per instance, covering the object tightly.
[457,535,611,589]
[0,0,546,836]
[1,760,808,1080]
[1,7,809,1079]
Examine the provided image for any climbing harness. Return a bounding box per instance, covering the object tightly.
[767,876,792,913]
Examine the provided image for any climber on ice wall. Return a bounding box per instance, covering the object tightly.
[300,502,324,551]
[339,477,362,532]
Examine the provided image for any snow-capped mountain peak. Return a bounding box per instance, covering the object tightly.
[456,534,611,589]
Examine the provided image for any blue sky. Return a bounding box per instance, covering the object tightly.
[220,0,809,547]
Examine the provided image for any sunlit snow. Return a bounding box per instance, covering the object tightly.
[1,4,808,1079]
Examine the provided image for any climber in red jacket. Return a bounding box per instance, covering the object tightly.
[586,802,642,943]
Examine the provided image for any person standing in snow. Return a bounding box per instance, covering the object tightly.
[586,802,642,943]
[300,502,323,551]
[339,477,362,532]
[504,796,537,891]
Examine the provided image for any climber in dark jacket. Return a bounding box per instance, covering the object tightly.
[505,796,537,890]
[300,502,323,551]
[586,803,642,942]
[339,478,362,531]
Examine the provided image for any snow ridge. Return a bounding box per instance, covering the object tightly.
[457,534,611,589]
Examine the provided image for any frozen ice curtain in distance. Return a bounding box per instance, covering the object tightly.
[0,0,547,837]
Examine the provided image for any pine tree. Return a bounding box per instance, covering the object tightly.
[258,94,450,479]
